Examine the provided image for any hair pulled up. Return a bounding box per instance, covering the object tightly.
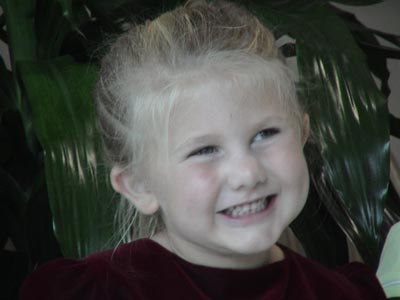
[94,0,301,241]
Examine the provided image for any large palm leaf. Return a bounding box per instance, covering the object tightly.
[250,1,390,267]
[18,57,117,258]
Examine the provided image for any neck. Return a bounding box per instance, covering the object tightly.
[151,230,285,269]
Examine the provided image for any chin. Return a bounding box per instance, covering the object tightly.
[222,231,280,255]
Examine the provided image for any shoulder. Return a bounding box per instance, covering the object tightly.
[19,239,164,300]
[282,246,386,300]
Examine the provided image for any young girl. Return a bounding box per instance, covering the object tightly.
[21,0,387,299]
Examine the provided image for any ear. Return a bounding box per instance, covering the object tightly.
[110,166,160,215]
[301,114,310,146]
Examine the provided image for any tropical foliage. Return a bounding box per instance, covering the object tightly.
[1,0,399,298]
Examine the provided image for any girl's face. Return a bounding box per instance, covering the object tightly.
[149,79,309,269]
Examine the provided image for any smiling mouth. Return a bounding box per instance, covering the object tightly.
[218,195,276,218]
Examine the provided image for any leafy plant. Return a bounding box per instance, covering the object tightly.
[248,0,392,268]
[1,0,399,298]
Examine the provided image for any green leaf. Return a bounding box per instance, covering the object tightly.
[291,171,349,268]
[296,6,389,268]
[330,6,393,98]
[1,0,38,155]
[253,3,390,267]
[86,0,132,12]
[0,0,37,68]
[0,57,14,114]
[331,0,383,5]
[372,31,400,49]
[18,56,117,258]
[26,170,63,265]
[34,0,79,59]
[53,0,91,38]
[0,167,27,251]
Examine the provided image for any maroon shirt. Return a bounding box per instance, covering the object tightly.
[20,239,386,299]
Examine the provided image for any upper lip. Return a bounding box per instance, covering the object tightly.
[216,195,272,213]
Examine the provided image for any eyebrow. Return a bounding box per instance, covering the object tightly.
[172,114,289,154]
[249,115,289,133]
[254,114,285,127]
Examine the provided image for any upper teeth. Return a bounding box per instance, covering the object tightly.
[224,197,268,218]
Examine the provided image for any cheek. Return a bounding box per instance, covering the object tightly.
[271,144,309,218]
[285,151,308,180]
[166,164,219,214]
[287,153,309,206]
[152,163,219,212]
[179,164,218,194]
[272,141,309,191]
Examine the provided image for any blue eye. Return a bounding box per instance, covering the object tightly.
[188,146,218,157]
[253,128,280,142]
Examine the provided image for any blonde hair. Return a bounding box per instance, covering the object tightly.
[94,0,303,242]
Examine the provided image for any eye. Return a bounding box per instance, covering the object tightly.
[188,146,218,157]
[253,127,280,143]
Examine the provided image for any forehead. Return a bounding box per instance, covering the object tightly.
[167,78,293,149]
[171,75,290,124]
[147,62,301,164]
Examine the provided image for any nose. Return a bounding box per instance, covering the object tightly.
[227,152,267,191]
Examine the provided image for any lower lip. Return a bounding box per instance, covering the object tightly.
[217,195,277,227]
